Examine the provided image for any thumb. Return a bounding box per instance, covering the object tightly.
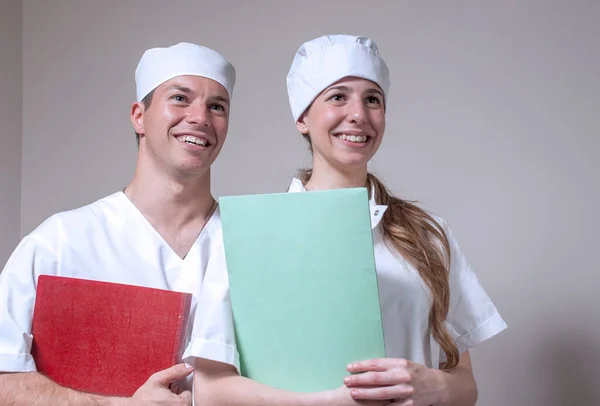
[178,390,192,405]
[149,363,194,387]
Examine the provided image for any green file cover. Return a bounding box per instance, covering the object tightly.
[219,187,385,392]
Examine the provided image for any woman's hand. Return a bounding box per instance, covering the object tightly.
[324,385,391,406]
[343,358,448,406]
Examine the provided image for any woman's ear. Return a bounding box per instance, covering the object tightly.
[296,113,309,135]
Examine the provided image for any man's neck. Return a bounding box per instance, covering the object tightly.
[304,158,368,191]
[124,165,215,232]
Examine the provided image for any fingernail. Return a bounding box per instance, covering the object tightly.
[344,376,350,384]
[185,362,194,370]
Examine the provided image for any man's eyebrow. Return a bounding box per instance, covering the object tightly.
[165,85,193,93]
[364,88,384,97]
[211,95,230,105]
[165,85,230,104]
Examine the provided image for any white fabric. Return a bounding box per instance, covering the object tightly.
[182,224,240,371]
[286,34,391,121]
[0,192,233,390]
[288,178,507,366]
[135,42,236,102]
[189,178,507,370]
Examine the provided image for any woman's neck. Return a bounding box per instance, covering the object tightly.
[304,158,368,191]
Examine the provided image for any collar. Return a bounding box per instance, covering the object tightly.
[287,177,388,229]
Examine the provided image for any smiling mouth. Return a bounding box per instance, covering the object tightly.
[176,134,210,147]
[333,133,370,144]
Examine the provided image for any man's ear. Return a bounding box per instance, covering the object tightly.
[296,112,309,135]
[131,102,145,135]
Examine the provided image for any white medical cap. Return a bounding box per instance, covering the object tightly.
[134,42,236,102]
[286,34,390,122]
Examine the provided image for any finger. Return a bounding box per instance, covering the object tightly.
[149,363,194,387]
[347,358,410,373]
[169,381,184,394]
[344,370,411,387]
[349,384,414,401]
[178,390,192,405]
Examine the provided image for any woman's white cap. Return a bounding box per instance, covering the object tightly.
[286,34,390,122]
[135,42,236,102]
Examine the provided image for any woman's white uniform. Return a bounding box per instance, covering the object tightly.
[186,178,507,372]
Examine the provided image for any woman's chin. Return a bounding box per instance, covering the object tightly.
[332,155,371,171]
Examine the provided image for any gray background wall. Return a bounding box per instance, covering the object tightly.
[0,0,22,267]
[2,1,599,404]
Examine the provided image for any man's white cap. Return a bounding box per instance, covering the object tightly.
[286,34,390,122]
[135,42,236,102]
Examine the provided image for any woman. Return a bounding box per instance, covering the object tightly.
[283,34,507,405]
[191,34,506,406]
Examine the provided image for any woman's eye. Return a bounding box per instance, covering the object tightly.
[210,104,224,111]
[367,96,381,104]
[329,94,345,102]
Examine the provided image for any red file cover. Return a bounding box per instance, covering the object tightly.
[30,275,192,396]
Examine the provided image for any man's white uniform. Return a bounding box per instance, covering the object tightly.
[0,42,237,394]
[0,192,227,389]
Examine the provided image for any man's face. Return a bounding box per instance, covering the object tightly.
[131,75,230,179]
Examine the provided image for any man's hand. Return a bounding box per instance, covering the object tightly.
[130,363,194,406]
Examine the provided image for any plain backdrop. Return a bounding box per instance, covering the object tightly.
[1,1,599,404]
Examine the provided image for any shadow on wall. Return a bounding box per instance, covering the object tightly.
[542,333,600,405]
[481,322,600,406]
[516,330,600,406]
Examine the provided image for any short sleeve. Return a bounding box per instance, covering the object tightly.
[438,219,507,361]
[182,229,240,373]
[0,234,58,372]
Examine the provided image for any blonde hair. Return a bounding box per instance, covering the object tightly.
[297,168,460,369]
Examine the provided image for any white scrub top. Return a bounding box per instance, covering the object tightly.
[0,191,223,390]
[187,178,507,371]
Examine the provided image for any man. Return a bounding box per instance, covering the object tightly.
[0,41,236,405]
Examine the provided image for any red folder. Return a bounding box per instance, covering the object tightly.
[31,275,192,396]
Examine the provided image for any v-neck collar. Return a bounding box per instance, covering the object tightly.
[116,191,219,264]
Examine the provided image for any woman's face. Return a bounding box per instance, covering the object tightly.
[296,76,386,170]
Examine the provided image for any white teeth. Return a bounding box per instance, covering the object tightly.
[177,135,208,147]
[336,134,368,143]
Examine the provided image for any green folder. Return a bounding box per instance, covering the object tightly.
[219,187,385,392]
